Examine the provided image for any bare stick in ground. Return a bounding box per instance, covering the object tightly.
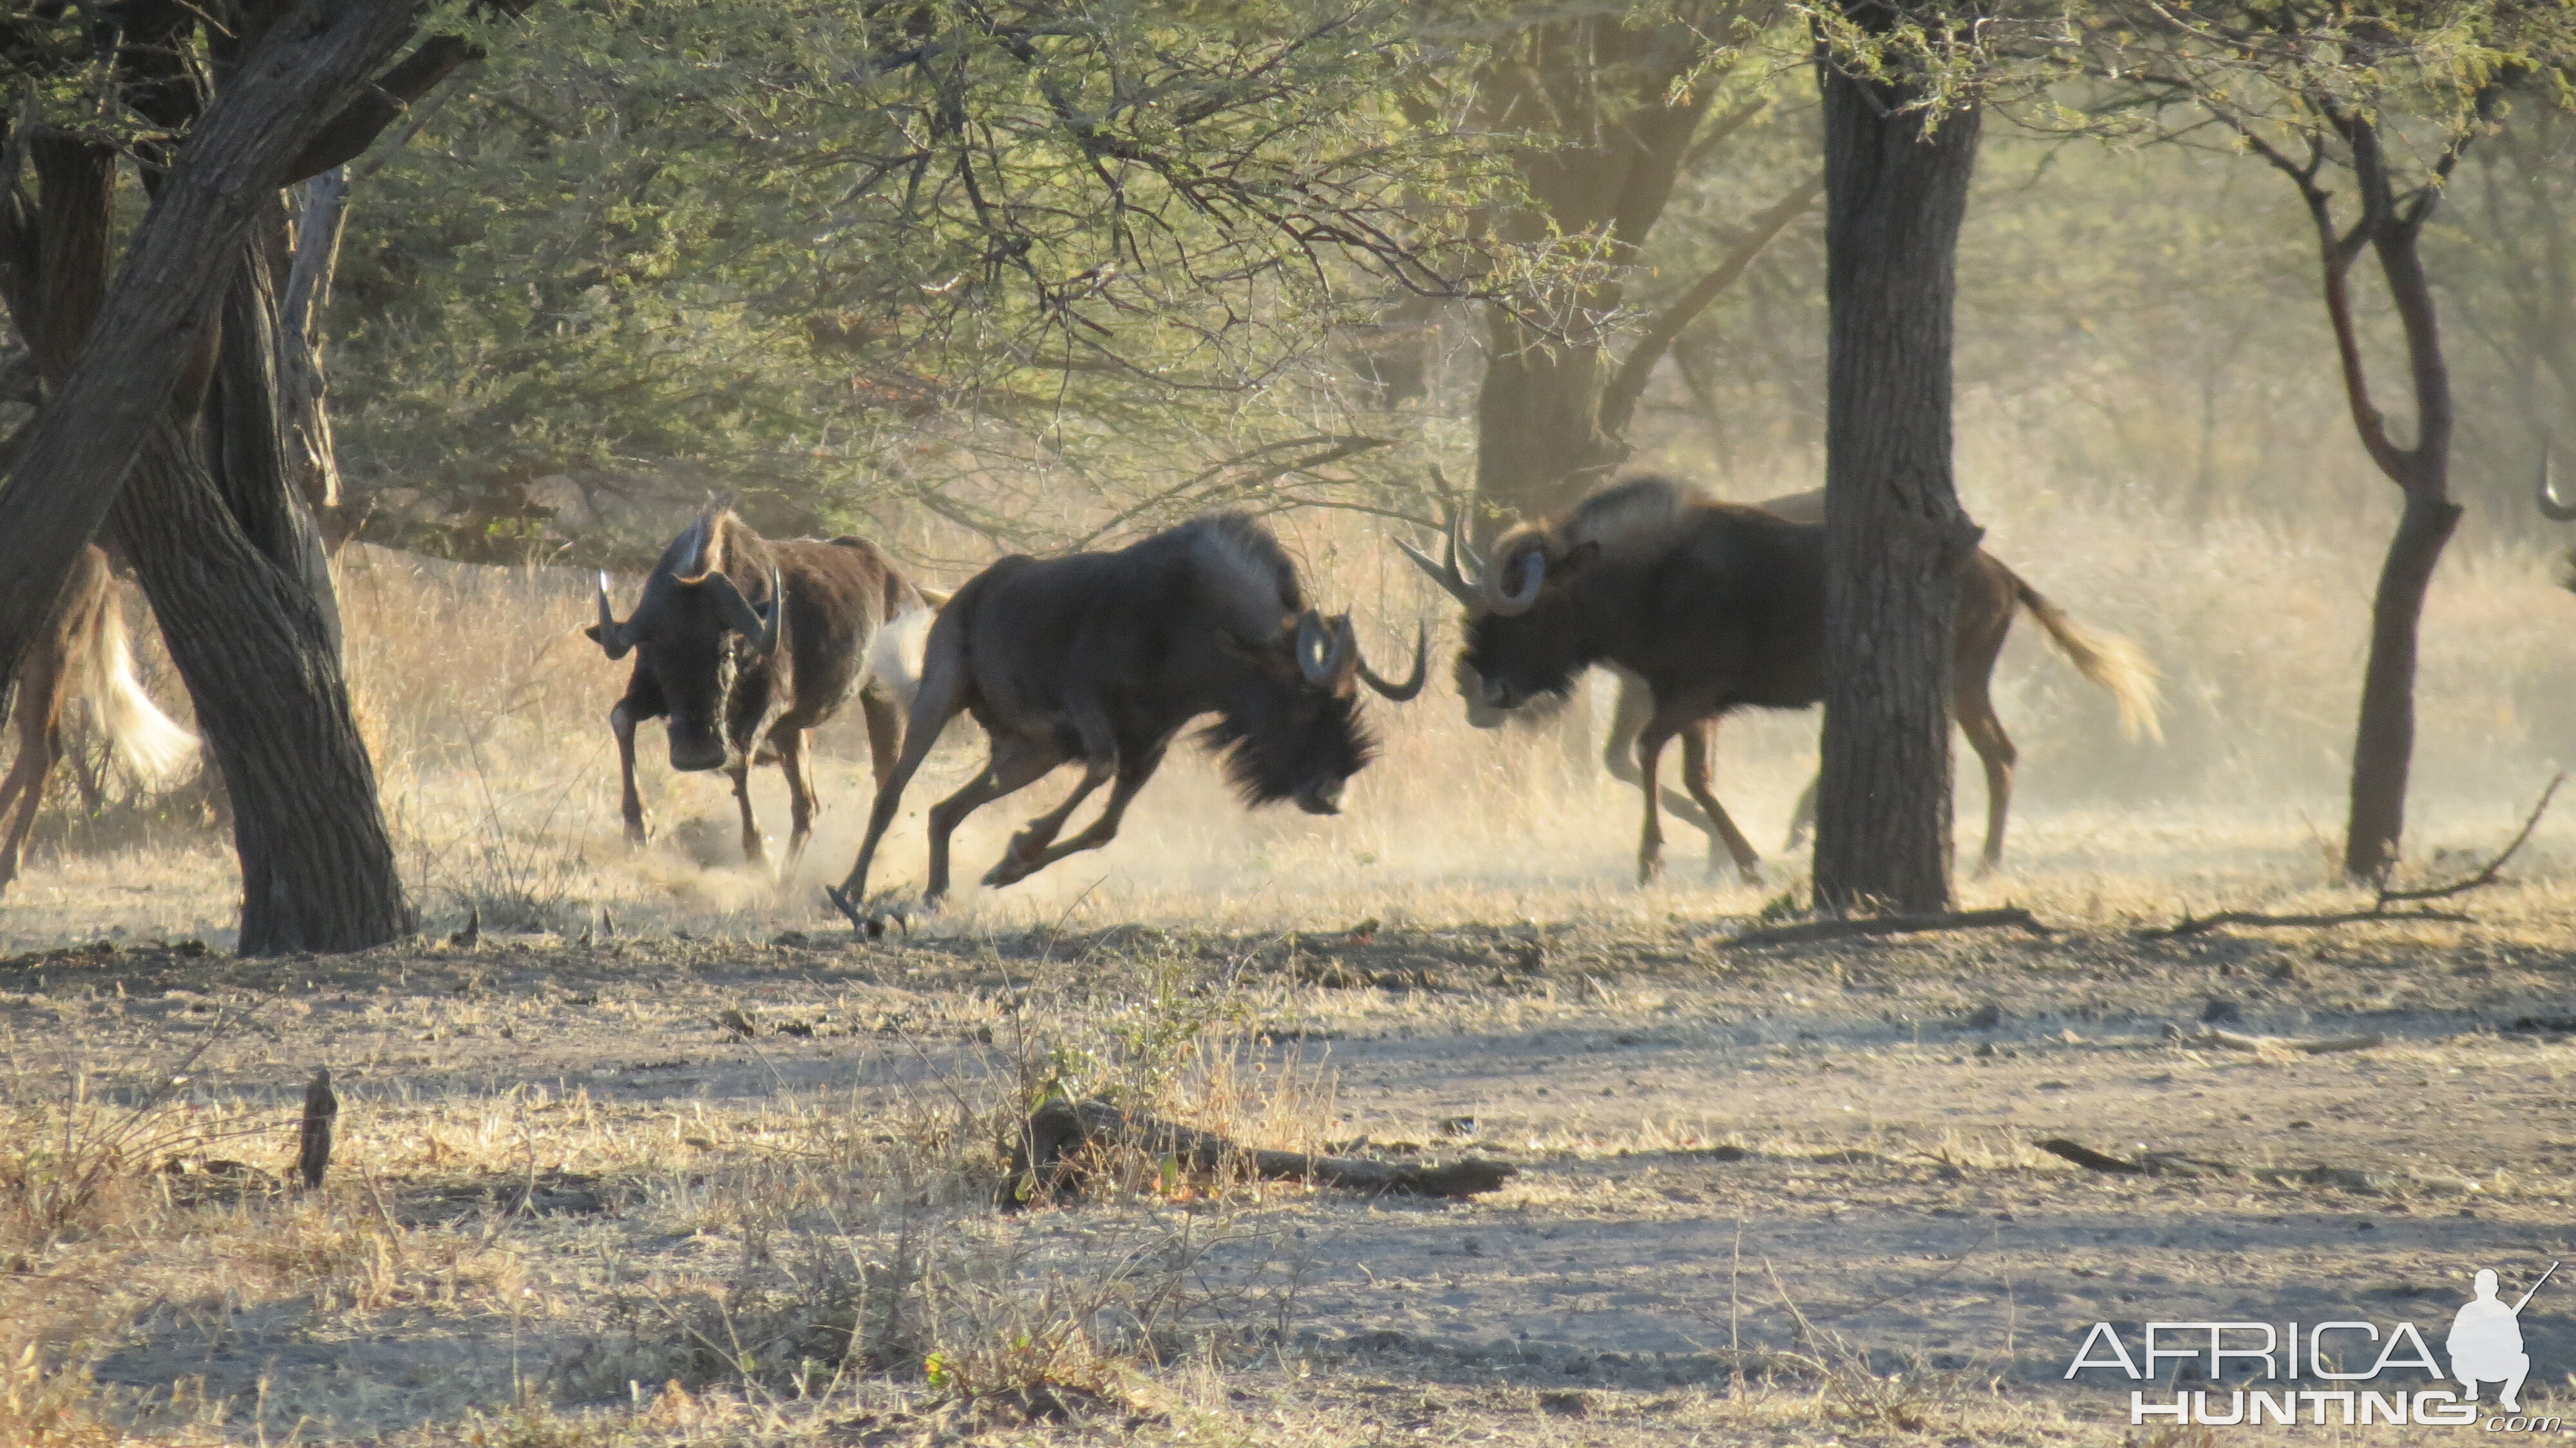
[1718,907,2051,951]
[1003,1096,1515,1206]
[2377,771,2564,903]
[296,1067,337,1190]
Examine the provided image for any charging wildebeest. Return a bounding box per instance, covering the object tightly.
[589,511,939,868]
[825,512,1425,920]
[1406,477,2159,883]
[0,545,197,897]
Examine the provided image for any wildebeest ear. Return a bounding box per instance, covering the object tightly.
[1558,540,1601,575]
[583,624,603,643]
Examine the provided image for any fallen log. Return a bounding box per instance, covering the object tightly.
[1003,1096,1515,1207]
[1719,907,2051,951]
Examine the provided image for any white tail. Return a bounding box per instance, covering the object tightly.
[2013,580,2164,742]
[66,596,196,789]
[866,600,939,715]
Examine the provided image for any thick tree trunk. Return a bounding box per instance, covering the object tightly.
[113,431,411,952]
[2344,488,2463,879]
[1810,32,1984,916]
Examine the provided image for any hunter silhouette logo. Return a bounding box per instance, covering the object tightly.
[2067,1260,2563,1427]
[2450,1262,2557,1413]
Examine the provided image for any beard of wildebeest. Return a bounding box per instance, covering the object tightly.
[1196,653,1375,816]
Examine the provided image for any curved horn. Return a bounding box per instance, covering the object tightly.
[1355,622,1428,701]
[1482,539,1546,616]
[1294,610,1349,686]
[1397,535,1475,604]
[757,567,784,655]
[697,569,774,653]
[2539,444,2576,522]
[593,572,634,660]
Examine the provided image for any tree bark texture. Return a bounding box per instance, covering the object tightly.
[1810,30,1984,916]
[112,430,409,952]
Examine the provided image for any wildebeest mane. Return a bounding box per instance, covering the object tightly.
[1195,691,1374,806]
[1177,511,1307,642]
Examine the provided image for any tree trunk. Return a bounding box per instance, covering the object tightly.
[0,0,424,683]
[1472,312,1624,532]
[1810,28,1984,917]
[113,429,412,953]
[2344,486,2463,879]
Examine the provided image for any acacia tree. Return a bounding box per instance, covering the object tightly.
[2090,1,2571,881]
[323,0,1527,566]
[0,0,481,953]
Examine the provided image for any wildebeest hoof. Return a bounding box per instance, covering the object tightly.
[624,820,652,847]
[982,839,1041,888]
[1637,856,1664,885]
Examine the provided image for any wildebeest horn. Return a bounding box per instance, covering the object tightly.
[2539,443,2576,522]
[1397,517,1481,605]
[1355,621,1428,701]
[1483,539,1546,616]
[697,569,781,654]
[593,572,634,660]
[1294,609,1350,686]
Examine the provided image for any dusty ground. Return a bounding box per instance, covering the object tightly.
[7,879,2576,1446]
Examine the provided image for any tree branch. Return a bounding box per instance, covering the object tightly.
[281,32,482,184]
[1599,173,1821,439]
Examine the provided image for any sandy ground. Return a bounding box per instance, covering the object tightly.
[8,881,2576,1445]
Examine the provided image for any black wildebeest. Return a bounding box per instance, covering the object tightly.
[825,512,1424,919]
[0,545,197,897]
[1406,477,2159,883]
[589,511,938,868]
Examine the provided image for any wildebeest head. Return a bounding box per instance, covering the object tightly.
[1202,607,1427,817]
[588,513,783,772]
[1402,511,1598,722]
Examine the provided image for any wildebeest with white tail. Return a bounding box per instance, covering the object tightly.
[826,511,1425,921]
[0,544,198,897]
[1406,477,2160,883]
[588,511,940,868]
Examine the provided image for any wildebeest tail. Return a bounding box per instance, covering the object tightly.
[65,589,197,788]
[2011,576,2163,742]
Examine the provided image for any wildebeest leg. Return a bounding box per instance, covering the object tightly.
[858,687,902,790]
[833,632,971,914]
[0,694,57,897]
[927,732,1062,901]
[1677,723,1763,884]
[727,759,767,866]
[775,727,819,870]
[985,700,1116,886]
[611,702,651,845]
[1784,772,1819,851]
[1602,670,1718,833]
[989,734,1171,886]
[1954,681,2017,873]
[1634,720,1676,884]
